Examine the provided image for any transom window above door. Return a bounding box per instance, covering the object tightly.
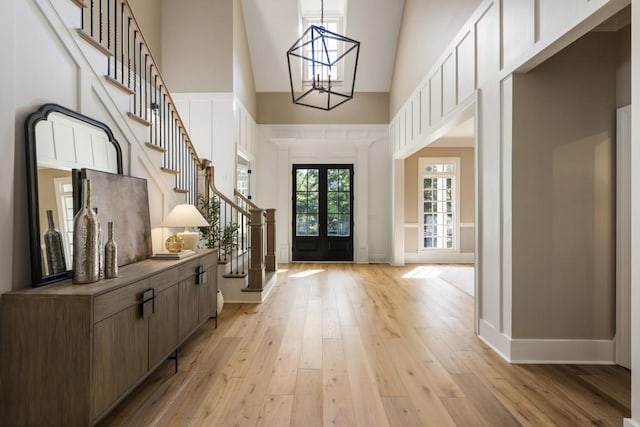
[419,157,460,251]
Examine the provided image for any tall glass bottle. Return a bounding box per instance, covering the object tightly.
[44,209,67,274]
[105,221,118,279]
[94,208,104,279]
[73,179,100,284]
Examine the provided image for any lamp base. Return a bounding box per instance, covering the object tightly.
[179,231,200,251]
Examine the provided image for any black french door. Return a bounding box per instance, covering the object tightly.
[292,164,354,261]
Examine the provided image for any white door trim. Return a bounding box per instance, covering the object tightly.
[616,104,632,370]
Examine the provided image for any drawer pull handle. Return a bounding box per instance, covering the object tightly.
[141,288,155,318]
[196,265,207,285]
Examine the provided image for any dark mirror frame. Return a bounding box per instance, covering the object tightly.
[26,103,123,287]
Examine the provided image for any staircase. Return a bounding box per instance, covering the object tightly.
[61,0,275,300]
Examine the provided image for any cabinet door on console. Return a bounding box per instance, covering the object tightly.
[92,304,148,420]
[149,283,179,368]
[199,264,218,323]
[178,259,201,340]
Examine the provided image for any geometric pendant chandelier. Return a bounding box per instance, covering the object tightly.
[286,1,360,111]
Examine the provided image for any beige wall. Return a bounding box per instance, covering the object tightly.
[389,0,481,118]
[404,145,475,253]
[257,92,389,124]
[128,0,162,64]
[616,25,631,108]
[161,0,233,93]
[511,32,619,340]
[233,0,256,119]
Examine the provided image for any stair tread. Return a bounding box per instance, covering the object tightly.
[160,166,178,175]
[173,188,189,194]
[127,112,152,127]
[77,29,112,56]
[223,272,248,278]
[71,0,87,8]
[105,76,134,95]
[145,142,167,153]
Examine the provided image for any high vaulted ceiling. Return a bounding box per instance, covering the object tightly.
[241,0,405,93]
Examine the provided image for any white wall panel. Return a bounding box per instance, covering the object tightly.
[502,0,535,68]
[429,69,442,126]
[476,3,500,87]
[412,94,421,141]
[537,0,574,42]
[457,31,476,102]
[442,53,457,114]
[420,84,430,133]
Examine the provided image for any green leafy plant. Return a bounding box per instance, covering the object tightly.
[220,222,240,256]
[198,194,220,249]
[198,194,241,257]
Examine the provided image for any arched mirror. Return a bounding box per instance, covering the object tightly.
[26,103,123,287]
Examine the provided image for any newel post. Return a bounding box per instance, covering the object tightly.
[265,209,277,271]
[248,208,265,290]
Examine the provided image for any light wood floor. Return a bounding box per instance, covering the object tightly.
[99,263,631,426]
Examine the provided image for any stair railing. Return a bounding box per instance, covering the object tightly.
[234,190,277,275]
[80,0,200,203]
[204,166,252,281]
[79,0,277,288]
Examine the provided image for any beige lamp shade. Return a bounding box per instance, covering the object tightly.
[163,204,209,251]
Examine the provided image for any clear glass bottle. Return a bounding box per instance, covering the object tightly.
[94,208,104,279]
[105,221,118,279]
[72,179,100,284]
[44,209,66,274]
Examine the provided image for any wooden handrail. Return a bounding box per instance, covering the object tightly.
[205,167,249,218]
[234,189,259,210]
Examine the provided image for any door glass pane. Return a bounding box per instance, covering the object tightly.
[328,169,339,191]
[297,169,308,191]
[296,214,308,236]
[327,191,339,214]
[339,170,350,191]
[295,168,319,237]
[327,168,351,237]
[308,214,319,236]
[308,169,319,191]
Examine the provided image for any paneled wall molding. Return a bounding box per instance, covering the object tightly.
[388,0,630,363]
[266,124,387,147]
[389,0,629,159]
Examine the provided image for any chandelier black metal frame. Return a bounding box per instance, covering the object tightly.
[286,1,360,111]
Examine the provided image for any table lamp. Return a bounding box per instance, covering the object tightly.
[163,204,209,252]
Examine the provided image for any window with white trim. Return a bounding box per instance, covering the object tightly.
[302,15,343,84]
[419,157,460,250]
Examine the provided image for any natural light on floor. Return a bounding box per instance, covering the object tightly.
[402,266,443,279]
[403,265,475,297]
[289,269,325,278]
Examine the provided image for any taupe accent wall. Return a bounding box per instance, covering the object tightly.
[233,0,257,118]
[616,25,631,108]
[127,0,162,63]
[511,31,623,340]
[389,0,482,118]
[160,0,233,93]
[404,146,475,253]
[257,92,389,124]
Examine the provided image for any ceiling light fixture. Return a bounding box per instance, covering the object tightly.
[286,0,360,111]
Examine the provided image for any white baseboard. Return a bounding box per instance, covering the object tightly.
[478,320,615,364]
[624,419,640,427]
[478,319,512,361]
[510,338,615,364]
[405,251,475,263]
